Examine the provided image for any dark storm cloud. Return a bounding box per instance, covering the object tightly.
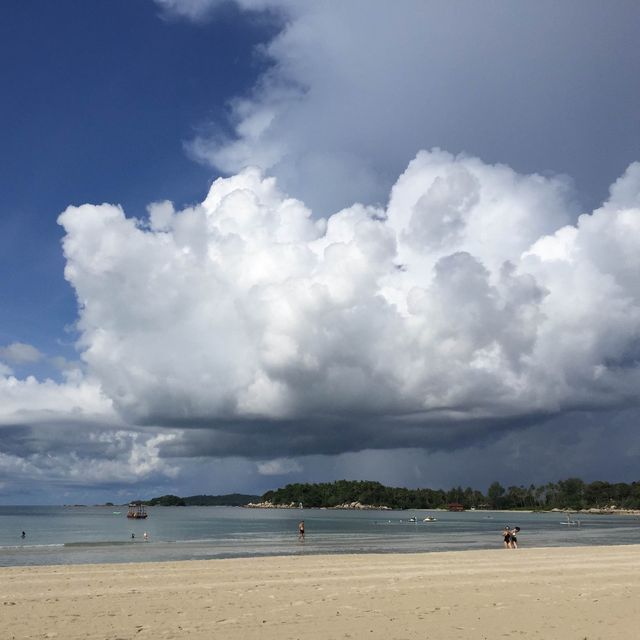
[173,0,640,214]
[158,412,554,460]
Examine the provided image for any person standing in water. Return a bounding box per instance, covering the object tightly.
[298,520,305,541]
[502,526,511,548]
[510,526,520,549]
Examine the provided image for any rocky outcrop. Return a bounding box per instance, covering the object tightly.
[550,506,640,516]
[245,501,300,509]
[331,502,391,510]
[579,507,640,515]
[244,500,391,510]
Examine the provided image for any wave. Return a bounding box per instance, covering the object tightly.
[63,540,136,548]
[0,543,64,550]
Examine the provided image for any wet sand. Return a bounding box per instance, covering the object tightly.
[2,544,639,639]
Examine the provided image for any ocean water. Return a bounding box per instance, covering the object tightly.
[1,505,639,567]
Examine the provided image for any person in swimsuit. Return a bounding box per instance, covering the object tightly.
[510,526,520,549]
[502,526,511,548]
[298,520,305,540]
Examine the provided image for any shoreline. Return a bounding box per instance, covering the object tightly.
[1,541,640,570]
[2,545,640,638]
[244,502,640,515]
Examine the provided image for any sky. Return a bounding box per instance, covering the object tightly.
[1,0,639,504]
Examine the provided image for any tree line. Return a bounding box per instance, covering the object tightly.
[261,478,640,510]
[141,478,640,510]
[144,493,259,506]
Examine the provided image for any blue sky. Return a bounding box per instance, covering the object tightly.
[1,0,640,504]
[1,0,276,370]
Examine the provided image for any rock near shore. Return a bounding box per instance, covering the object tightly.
[244,500,391,510]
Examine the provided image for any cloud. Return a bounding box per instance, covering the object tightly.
[0,369,112,425]
[257,457,302,475]
[173,0,640,215]
[2,1,635,498]
[281,407,640,491]
[0,362,13,377]
[0,342,43,364]
[155,0,228,21]
[55,151,640,460]
[0,427,179,488]
[0,358,181,490]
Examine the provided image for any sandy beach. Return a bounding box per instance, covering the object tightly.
[2,545,639,639]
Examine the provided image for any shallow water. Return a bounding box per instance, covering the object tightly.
[1,505,639,566]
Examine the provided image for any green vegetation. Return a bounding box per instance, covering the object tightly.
[182,493,260,506]
[262,480,481,509]
[261,478,640,510]
[144,493,260,507]
[142,479,640,511]
[145,494,186,506]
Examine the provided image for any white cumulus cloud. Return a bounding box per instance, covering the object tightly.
[56,151,640,457]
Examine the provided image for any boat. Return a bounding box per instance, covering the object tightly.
[126,502,148,519]
[423,516,437,522]
[408,516,418,523]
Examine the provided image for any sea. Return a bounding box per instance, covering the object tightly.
[1,505,639,567]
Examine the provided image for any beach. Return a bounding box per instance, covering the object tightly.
[1,545,639,639]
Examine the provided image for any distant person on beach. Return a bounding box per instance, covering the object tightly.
[143,531,149,541]
[510,527,520,549]
[298,520,305,540]
[502,526,511,548]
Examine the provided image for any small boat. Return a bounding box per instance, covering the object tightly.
[126,502,148,519]
[408,516,418,523]
[423,516,437,522]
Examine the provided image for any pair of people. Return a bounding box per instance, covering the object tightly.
[502,525,520,548]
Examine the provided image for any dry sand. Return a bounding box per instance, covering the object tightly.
[2,545,640,639]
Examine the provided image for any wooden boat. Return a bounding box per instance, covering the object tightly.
[127,502,148,519]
